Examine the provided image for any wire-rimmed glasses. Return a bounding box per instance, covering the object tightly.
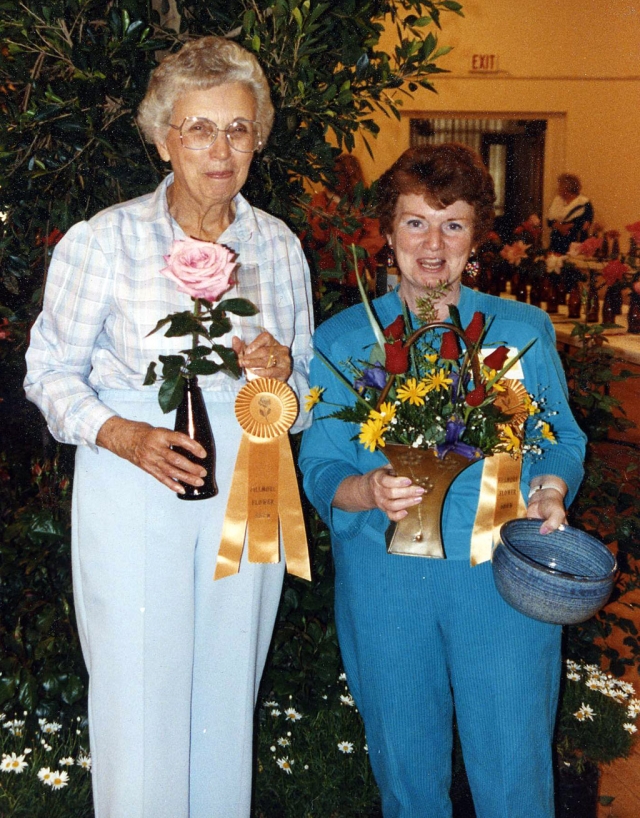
[168,117,262,153]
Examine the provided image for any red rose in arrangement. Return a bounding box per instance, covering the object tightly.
[464,312,485,344]
[384,315,406,342]
[384,340,409,374]
[483,346,510,371]
[465,384,487,407]
[439,331,460,360]
[602,259,630,287]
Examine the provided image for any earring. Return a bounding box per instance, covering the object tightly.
[386,245,396,268]
[464,252,480,280]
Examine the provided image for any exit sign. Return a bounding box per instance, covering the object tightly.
[470,54,499,72]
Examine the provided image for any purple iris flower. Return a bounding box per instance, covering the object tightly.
[355,363,387,392]
[436,420,483,461]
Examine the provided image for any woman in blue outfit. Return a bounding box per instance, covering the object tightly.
[299,144,586,818]
[25,37,313,818]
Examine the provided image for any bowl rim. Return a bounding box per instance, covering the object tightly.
[496,521,617,583]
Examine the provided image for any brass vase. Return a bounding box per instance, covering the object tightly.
[383,444,475,558]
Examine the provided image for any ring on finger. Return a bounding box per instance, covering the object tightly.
[267,353,277,368]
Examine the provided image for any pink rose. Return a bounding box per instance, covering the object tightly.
[160,239,236,302]
[578,237,602,257]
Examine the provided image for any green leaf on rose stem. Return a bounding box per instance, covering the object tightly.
[159,354,185,381]
[0,675,17,705]
[158,373,185,413]
[164,311,208,338]
[210,344,241,377]
[186,358,222,376]
[448,304,463,330]
[143,361,157,385]
[208,314,233,338]
[180,344,211,359]
[215,297,259,317]
[145,315,172,336]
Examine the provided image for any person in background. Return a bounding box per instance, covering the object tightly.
[299,143,586,818]
[25,36,313,818]
[547,173,593,253]
[307,153,385,306]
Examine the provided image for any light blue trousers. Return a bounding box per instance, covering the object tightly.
[72,391,284,818]
[333,545,562,818]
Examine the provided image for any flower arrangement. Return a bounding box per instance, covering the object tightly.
[143,238,258,413]
[556,660,639,774]
[308,280,555,462]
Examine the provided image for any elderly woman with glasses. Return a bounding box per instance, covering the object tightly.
[25,36,313,818]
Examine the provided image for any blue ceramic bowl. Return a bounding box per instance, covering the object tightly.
[492,519,617,625]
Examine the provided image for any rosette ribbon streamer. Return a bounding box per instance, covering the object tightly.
[214,378,311,581]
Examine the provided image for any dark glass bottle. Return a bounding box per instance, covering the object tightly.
[586,282,599,322]
[174,376,218,500]
[602,286,621,324]
[514,271,528,302]
[628,293,640,334]
[567,284,582,319]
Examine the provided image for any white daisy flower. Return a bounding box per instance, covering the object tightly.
[566,671,581,682]
[337,741,354,754]
[338,673,347,682]
[264,700,278,708]
[284,708,302,722]
[38,767,53,783]
[270,709,281,717]
[41,722,62,735]
[340,694,355,707]
[3,720,25,736]
[1,752,29,773]
[276,757,293,774]
[574,704,595,722]
[623,723,638,734]
[59,756,75,766]
[76,754,92,771]
[277,737,290,747]
[49,770,69,790]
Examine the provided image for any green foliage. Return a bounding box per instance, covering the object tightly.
[0,454,86,720]
[559,322,638,441]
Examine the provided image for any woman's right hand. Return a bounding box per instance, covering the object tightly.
[96,416,207,494]
[333,467,425,521]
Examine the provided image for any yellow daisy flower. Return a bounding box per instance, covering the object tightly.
[370,401,396,422]
[304,386,324,413]
[523,394,540,415]
[396,378,428,406]
[540,421,556,443]
[483,368,506,392]
[500,425,522,453]
[359,417,388,452]
[424,353,438,365]
[422,368,453,393]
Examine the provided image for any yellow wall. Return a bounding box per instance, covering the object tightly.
[349,0,640,240]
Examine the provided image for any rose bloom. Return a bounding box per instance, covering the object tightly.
[602,259,630,287]
[578,236,603,257]
[499,240,530,266]
[625,221,640,243]
[160,238,237,302]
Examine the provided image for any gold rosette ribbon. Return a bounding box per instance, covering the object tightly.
[470,379,529,566]
[214,378,311,581]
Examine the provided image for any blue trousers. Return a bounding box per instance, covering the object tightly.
[333,543,561,818]
[72,391,284,818]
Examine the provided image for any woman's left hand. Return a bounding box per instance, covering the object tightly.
[527,487,567,535]
[232,331,292,382]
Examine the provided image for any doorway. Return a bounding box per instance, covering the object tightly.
[410,118,547,240]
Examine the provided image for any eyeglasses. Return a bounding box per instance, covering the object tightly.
[168,117,262,153]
